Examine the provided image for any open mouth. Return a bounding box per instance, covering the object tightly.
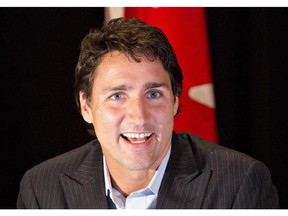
[121,133,153,144]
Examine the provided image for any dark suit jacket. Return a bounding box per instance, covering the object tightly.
[17,132,279,208]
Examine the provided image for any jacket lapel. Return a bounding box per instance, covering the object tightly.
[58,133,211,209]
[59,142,109,209]
[157,133,212,209]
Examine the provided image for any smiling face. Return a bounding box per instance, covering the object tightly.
[80,51,178,172]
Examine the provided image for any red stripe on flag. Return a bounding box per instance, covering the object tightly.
[125,7,218,143]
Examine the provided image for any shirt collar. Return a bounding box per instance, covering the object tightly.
[103,145,171,196]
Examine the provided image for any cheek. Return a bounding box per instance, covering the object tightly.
[152,104,175,127]
[93,106,125,133]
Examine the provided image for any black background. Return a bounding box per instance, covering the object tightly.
[1,7,287,208]
[206,8,288,208]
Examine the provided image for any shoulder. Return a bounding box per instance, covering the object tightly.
[174,132,278,208]
[174,132,265,173]
[176,132,255,160]
[18,139,102,208]
[174,132,275,188]
[25,139,100,179]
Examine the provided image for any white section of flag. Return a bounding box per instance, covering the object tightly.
[105,7,124,22]
[188,83,215,108]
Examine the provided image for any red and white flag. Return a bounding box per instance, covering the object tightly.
[106,7,218,143]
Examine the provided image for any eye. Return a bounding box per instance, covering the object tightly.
[110,93,124,100]
[147,91,161,99]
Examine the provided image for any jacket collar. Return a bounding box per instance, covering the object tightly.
[156,133,212,209]
[59,133,212,209]
[59,141,109,209]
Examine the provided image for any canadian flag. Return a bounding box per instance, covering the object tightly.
[106,7,218,143]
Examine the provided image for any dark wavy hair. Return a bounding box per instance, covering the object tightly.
[74,17,183,135]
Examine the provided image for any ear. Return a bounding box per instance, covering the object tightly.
[174,96,179,116]
[79,91,93,124]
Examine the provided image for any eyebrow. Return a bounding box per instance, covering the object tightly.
[105,82,170,93]
[144,82,170,90]
[108,84,129,92]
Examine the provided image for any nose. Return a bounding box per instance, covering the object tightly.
[126,97,149,126]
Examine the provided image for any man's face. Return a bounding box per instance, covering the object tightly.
[80,51,178,172]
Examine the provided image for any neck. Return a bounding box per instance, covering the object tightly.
[103,142,171,197]
[105,155,163,197]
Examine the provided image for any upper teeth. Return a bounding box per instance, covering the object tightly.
[122,133,152,139]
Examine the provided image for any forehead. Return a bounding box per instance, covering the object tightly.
[93,51,171,88]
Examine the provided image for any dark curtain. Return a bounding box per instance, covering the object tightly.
[206,8,288,208]
[0,8,103,208]
[1,7,287,209]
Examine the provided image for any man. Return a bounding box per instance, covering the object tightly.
[17,17,278,209]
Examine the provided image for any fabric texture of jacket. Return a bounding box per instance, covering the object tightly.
[17,132,279,208]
